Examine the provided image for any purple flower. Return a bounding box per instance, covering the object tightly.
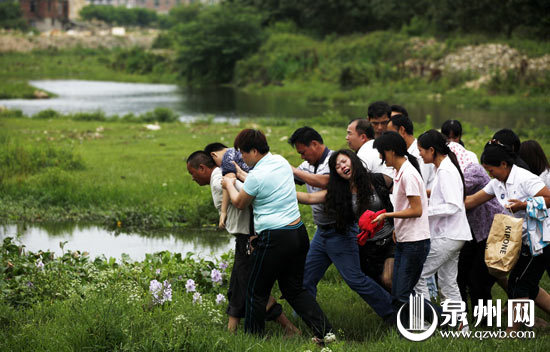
[219,261,228,270]
[162,280,172,302]
[156,269,161,275]
[35,259,44,270]
[193,292,202,304]
[149,279,172,305]
[211,269,222,284]
[215,293,226,305]
[185,279,196,293]
[26,281,34,287]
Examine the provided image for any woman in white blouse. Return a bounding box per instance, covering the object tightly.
[414,130,472,307]
[466,140,550,331]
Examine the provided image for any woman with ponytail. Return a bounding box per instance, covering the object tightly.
[372,132,436,323]
[466,139,550,331]
[413,130,472,317]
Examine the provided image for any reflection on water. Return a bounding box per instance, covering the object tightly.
[0,223,234,262]
[0,79,546,129]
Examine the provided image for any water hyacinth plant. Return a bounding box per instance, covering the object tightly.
[185,279,196,293]
[210,269,222,285]
[193,292,202,304]
[149,279,172,305]
[215,293,226,305]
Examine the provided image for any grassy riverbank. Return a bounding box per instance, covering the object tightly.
[0,48,177,99]
[2,108,550,231]
[2,109,550,350]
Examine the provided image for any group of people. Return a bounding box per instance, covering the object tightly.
[186,101,550,341]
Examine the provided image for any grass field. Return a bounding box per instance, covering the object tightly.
[1,109,550,350]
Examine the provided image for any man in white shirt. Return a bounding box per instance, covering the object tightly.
[346,118,393,177]
[387,114,435,191]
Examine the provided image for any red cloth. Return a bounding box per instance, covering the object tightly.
[356,209,386,246]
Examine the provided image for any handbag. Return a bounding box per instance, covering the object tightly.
[485,213,523,277]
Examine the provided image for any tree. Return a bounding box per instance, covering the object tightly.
[0,1,28,30]
[172,4,265,83]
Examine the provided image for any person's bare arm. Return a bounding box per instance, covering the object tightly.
[465,189,494,210]
[233,161,248,182]
[222,175,254,210]
[296,190,327,204]
[507,186,550,212]
[372,195,423,223]
[292,167,329,188]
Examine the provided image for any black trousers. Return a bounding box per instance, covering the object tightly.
[227,234,282,320]
[244,223,332,338]
[457,238,497,313]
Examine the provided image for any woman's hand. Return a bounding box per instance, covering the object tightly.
[372,212,387,224]
[233,161,248,182]
[221,174,236,190]
[506,199,526,213]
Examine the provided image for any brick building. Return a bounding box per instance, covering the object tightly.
[19,0,86,31]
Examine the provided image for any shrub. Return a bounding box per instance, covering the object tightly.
[172,3,265,83]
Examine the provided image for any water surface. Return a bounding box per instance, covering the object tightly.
[0,79,546,129]
[0,223,234,262]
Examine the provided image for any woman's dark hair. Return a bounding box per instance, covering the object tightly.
[373,131,421,176]
[492,128,521,153]
[418,129,465,199]
[325,149,374,232]
[480,140,516,168]
[233,129,270,154]
[441,120,464,146]
[519,140,550,176]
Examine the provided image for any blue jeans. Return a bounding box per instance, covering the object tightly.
[303,224,394,319]
[392,239,430,307]
[392,239,440,324]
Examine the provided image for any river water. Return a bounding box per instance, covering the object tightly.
[0,79,547,128]
[0,223,234,262]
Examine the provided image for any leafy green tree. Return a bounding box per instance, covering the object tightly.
[0,0,29,30]
[172,4,265,83]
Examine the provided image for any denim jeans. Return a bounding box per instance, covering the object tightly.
[392,239,440,324]
[303,224,394,319]
[392,239,430,307]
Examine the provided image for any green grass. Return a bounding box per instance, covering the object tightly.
[1,109,550,231]
[0,48,177,99]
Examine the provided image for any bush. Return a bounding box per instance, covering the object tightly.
[141,108,179,123]
[110,48,175,75]
[0,1,28,30]
[32,109,62,119]
[172,4,265,83]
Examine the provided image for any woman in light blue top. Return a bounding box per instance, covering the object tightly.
[222,129,332,341]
